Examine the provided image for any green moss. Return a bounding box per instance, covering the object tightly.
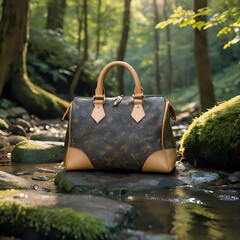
[180,95,240,168]
[54,173,76,193]
[0,180,25,191]
[16,141,45,150]
[0,189,16,200]
[0,195,111,240]
[11,71,69,118]
[11,140,63,163]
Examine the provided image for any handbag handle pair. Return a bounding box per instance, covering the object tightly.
[95,61,144,97]
[91,61,145,124]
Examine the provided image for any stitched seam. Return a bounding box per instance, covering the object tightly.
[65,103,72,169]
[162,98,170,172]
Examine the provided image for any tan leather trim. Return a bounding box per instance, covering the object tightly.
[91,103,106,124]
[142,148,177,173]
[95,61,143,96]
[65,103,72,169]
[66,147,94,170]
[131,102,145,123]
[62,102,72,121]
[161,99,170,169]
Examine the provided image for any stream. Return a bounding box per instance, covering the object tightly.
[1,161,240,240]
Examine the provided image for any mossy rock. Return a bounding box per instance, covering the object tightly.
[0,190,111,240]
[11,140,64,163]
[0,118,9,130]
[8,135,27,145]
[180,95,240,170]
[0,171,29,190]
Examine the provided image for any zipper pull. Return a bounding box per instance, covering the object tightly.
[113,96,123,106]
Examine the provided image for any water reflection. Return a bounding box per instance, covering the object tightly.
[127,186,240,240]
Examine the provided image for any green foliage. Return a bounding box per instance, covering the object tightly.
[167,64,240,111]
[0,199,111,240]
[28,27,80,88]
[156,6,240,49]
[180,95,240,158]
[0,98,15,109]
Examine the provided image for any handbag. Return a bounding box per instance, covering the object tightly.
[62,61,177,172]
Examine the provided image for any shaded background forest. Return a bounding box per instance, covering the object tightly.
[0,0,239,117]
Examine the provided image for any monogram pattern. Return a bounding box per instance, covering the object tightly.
[64,96,176,171]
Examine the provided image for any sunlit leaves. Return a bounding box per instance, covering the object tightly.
[156,5,240,49]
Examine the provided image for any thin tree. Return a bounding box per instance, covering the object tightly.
[116,0,131,95]
[95,0,102,59]
[46,0,66,32]
[163,0,173,92]
[194,0,216,111]
[153,0,161,94]
[0,0,68,117]
[76,0,84,53]
[69,0,88,97]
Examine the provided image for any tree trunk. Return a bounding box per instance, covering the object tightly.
[0,0,69,118]
[76,0,83,53]
[153,0,161,94]
[163,0,173,92]
[69,0,88,97]
[46,0,66,32]
[116,0,131,95]
[95,0,102,59]
[194,0,216,112]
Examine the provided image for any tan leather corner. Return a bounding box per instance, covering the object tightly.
[131,103,145,123]
[142,148,177,173]
[91,103,106,124]
[66,147,94,170]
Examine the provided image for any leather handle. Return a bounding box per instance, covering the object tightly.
[95,61,144,97]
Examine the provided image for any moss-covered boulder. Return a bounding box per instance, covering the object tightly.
[11,140,64,163]
[0,190,111,240]
[180,95,240,170]
[0,118,8,130]
[0,190,137,239]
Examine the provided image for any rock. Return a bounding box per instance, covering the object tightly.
[11,125,26,136]
[0,136,10,149]
[0,118,9,130]
[16,118,32,131]
[180,95,240,170]
[227,171,240,183]
[55,163,219,195]
[0,171,29,190]
[0,190,136,238]
[115,229,175,240]
[32,176,49,181]
[8,135,27,145]
[6,107,28,118]
[30,130,65,142]
[11,140,64,163]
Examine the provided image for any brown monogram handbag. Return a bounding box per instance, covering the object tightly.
[62,61,177,172]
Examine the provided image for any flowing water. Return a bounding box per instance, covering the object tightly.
[1,162,240,240]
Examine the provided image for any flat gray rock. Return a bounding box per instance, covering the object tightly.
[3,190,136,231]
[0,171,29,189]
[55,163,220,195]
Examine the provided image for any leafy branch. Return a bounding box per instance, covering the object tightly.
[155,6,240,49]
